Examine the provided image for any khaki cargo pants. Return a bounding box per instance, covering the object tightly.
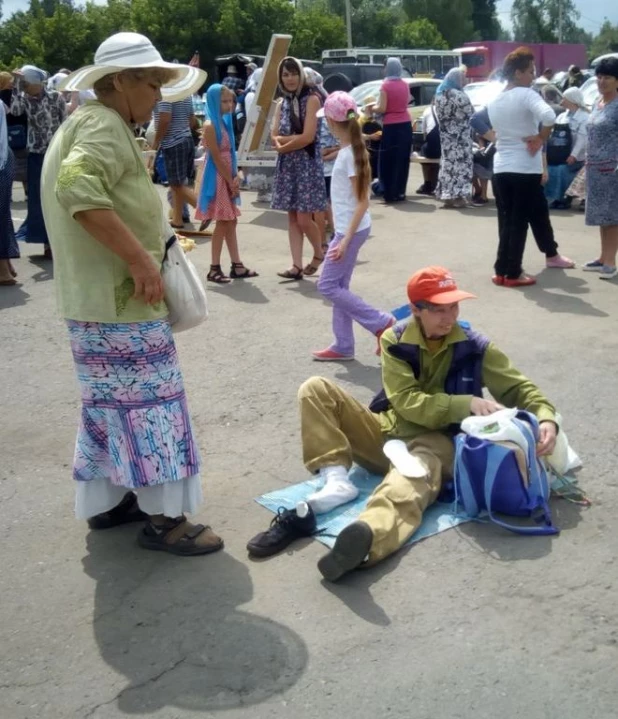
[299,377,455,565]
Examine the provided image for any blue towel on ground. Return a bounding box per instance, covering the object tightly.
[255,466,473,549]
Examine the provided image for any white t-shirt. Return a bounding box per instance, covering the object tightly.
[488,86,556,174]
[422,105,437,135]
[330,145,371,235]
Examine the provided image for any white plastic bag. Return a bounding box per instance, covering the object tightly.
[545,414,582,475]
[161,236,208,333]
[460,408,530,452]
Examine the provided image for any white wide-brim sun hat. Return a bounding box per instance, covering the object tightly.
[60,32,207,102]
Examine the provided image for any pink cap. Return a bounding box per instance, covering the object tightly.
[317,91,358,121]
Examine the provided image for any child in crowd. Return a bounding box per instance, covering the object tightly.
[312,92,394,362]
[197,84,258,284]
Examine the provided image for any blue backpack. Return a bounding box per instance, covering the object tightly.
[454,410,559,536]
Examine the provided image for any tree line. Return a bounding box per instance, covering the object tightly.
[0,0,616,77]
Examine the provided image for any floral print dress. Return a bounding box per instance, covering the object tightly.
[271,94,327,214]
[434,89,474,201]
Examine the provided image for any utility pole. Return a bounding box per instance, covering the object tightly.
[558,0,563,43]
[345,0,353,48]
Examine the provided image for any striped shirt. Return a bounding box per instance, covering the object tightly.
[155,98,193,149]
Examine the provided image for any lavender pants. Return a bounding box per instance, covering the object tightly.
[317,227,392,356]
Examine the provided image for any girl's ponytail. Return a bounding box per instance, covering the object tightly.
[347,117,371,201]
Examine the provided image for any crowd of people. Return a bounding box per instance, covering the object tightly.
[0,32,616,574]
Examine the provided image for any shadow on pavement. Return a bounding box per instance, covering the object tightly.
[334,361,381,391]
[0,283,29,310]
[522,269,609,317]
[82,531,308,714]
[207,280,270,304]
[249,210,289,232]
[390,200,436,214]
[29,256,54,283]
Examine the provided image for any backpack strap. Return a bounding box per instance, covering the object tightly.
[453,434,480,516]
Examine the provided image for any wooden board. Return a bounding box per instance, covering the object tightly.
[238,33,291,166]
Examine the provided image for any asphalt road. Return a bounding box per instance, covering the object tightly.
[2,168,617,719]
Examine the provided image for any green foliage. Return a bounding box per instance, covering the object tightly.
[590,21,618,59]
[511,0,591,46]
[401,0,475,47]
[394,19,448,50]
[470,0,501,41]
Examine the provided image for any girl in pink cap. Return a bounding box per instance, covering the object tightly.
[313,91,393,361]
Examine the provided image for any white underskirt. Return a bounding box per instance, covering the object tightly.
[74,475,203,519]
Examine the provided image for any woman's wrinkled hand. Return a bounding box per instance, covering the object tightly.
[129,254,164,305]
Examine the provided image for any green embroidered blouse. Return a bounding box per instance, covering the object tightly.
[41,101,170,323]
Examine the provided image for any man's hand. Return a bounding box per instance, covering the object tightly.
[566,155,577,165]
[470,397,505,416]
[537,421,558,457]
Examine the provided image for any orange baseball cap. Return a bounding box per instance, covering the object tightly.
[407,266,477,305]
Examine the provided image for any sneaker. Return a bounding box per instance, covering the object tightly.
[312,348,354,362]
[582,259,604,272]
[246,506,317,558]
[317,520,373,582]
[375,317,396,356]
[546,254,575,269]
[598,265,618,280]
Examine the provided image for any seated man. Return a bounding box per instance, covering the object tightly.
[299,266,558,582]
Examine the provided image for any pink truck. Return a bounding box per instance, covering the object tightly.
[460,41,588,81]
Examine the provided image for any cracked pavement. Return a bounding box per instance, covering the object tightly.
[2,170,617,719]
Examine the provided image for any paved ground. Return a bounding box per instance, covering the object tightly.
[2,167,617,719]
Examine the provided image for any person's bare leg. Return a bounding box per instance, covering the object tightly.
[223,219,242,264]
[315,211,327,248]
[297,211,324,271]
[170,185,185,226]
[176,184,197,207]
[481,179,489,201]
[600,225,618,266]
[211,221,227,266]
[286,211,304,271]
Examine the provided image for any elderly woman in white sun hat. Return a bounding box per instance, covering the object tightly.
[41,32,223,557]
[544,86,590,210]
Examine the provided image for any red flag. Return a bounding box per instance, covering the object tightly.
[188,52,200,68]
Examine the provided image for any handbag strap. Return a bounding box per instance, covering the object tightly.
[163,235,177,264]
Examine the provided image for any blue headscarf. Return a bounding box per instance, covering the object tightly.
[436,67,466,95]
[198,84,239,212]
[385,57,403,80]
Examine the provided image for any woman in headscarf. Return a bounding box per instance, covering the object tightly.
[40,32,223,555]
[271,57,327,280]
[544,87,590,209]
[373,57,413,203]
[10,65,66,257]
[434,66,474,208]
[0,81,19,285]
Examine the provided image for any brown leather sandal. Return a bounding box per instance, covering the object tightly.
[138,515,224,556]
[303,255,324,276]
[277,265,304,280]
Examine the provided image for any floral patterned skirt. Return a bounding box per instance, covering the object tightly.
[67,319,201,490]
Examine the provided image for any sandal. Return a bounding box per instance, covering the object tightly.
[87,492,148,530]
[230,262,259,279]
[277,264,304,280]
[137,515,224,556]
[207,264,231,284]
[303,255,324,276]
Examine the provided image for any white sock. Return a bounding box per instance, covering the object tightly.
[382,440,429,478]
[306,465,359,514]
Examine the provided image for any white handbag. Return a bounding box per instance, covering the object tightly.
[161,235,208,333]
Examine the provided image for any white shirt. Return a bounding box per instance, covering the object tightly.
[330,145,371,235]
[422,105,436,135]
[555,108,589,162]
[488,87,556,174]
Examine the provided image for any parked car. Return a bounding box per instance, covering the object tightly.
[351,78,441,151]
[580,75,601,109]
[463,80,506,110]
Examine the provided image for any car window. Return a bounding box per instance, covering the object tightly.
[420,84,437,105]
[409,86,421,106]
